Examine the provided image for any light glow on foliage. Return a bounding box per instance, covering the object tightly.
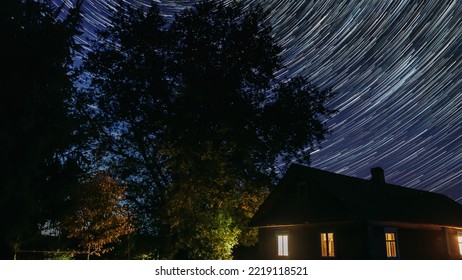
[63,173,133,259]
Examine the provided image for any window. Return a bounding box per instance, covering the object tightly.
[385,232,398,258]
[277,233,289,257]
[320,232,335,257]
[458,232,462,257]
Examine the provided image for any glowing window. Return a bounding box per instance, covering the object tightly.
[277,234,288,256]
[385,232,398,258]
[320,232,335,257]
[458,232,462,256]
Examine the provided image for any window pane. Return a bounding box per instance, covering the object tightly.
[385,233,395,241]
[321,233,335,257]
[320,233,327,257]
[385,232,397,258]
[278,235,288,256]
[328,233,335,257]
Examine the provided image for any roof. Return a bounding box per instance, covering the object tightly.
[251,164,462,227]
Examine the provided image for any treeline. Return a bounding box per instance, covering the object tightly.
[0,0,336,259]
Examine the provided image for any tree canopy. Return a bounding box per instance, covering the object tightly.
[78,0,336,259]
[63,173,133,259]
[0,0,82,259]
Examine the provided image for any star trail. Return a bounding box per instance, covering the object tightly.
[54,0,462,202]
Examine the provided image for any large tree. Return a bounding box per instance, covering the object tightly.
[79,0,336,259]
[0,0,82,259]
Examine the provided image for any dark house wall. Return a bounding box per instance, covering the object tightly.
[369,224,462,260]
[398,227,447,259]
[258,223,462,260]
[366,225,387,259]
[257,221,369,260]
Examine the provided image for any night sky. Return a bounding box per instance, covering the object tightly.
[53,0,462,202]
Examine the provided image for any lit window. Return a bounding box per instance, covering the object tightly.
[385,232,398,258]
[458,232,462,257]
[277,234,288,256]
[320,232,335,257]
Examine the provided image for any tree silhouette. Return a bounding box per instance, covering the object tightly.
[78,0,336,259]
[0,0,82,259]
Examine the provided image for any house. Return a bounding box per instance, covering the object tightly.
[250,164,462,259]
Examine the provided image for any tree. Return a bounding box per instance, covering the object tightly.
[78,0,336,259]
[0,0,82,259]
[63,173,133,259]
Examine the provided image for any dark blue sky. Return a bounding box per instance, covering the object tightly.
[54,0,462,202]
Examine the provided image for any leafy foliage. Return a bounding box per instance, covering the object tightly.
[45,252,74,260]
[63,173,133,259]
[78,0,336,259]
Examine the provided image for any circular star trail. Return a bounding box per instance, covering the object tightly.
[264,0,462,202]
[54,0,462,201]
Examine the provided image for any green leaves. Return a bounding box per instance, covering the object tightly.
[79,0,336,259]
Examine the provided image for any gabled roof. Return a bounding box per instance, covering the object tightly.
[251,164,462,227]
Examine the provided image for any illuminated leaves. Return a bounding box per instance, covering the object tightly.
[63,173,133,259]
[79,0,335,259]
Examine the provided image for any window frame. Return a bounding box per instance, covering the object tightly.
[320,232,335,258]
[384,228,399,259]
[276,232,289,257]
[457,232,462,257]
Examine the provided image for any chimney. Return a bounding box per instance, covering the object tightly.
[370,167,386,185]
